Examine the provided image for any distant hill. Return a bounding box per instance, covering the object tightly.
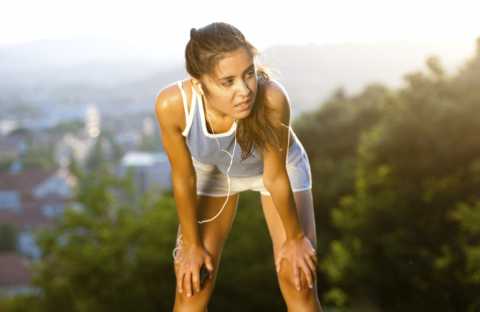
[260,40,474,113]
[0,37,475,119]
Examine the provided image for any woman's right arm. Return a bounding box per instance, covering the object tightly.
[155,87,200,246]
[154,87,213,296]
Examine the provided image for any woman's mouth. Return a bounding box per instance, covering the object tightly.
[236,98,252,111]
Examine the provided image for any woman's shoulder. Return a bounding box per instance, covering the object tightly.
[261,78,291,116]
[155,78,193,130]
[155,78,193,108]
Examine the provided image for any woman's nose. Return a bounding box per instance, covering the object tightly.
[236,79,251,95]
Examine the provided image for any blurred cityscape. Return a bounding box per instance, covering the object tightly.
[0,102,171,297]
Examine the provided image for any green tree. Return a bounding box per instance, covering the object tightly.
[320,38,480,311]
[29,168,179,312]
[294,82,392,259]
[22,143,56,170]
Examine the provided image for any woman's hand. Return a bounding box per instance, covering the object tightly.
[275,233,318,291]
[174,243,214,297]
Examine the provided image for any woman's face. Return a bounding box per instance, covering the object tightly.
[198,47,258,120]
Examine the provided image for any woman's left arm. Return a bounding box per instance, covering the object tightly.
[261,81,317,290]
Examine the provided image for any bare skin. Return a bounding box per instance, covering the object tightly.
[173,194,240,311]
[155,47,323,311]
[261,190,323,311]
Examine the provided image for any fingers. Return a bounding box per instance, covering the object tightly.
[292,263,301,291]
[280,253,317,291]
[276,257,283,273]
[299,260,314,289]
[310,248,318,265]
[307,247,318,283]
[205,256,214,272]
[305,254,317,275]
[290,254,317,291]
[192,267,200,294]
[177,271,184,294]
[276,247,287,273]
[185,271,193,297]
[178,264,207,297]
[205,256,215,280]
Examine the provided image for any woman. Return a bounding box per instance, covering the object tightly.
[155,22,323,311]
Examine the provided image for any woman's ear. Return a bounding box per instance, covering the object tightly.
[192,79,205,96]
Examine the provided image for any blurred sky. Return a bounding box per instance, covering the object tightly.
[1,0,478,56]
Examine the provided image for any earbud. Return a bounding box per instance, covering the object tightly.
[193,80,205,96]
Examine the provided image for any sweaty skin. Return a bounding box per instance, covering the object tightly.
[155,47,318,302]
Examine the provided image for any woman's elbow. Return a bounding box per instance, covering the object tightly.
[262,171,289,191]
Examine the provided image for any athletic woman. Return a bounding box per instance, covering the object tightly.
[155,22,323,312]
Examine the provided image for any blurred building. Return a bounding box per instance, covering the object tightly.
[115,130,141,153]
[142,116,155,137]
[0,140,21,162]
[0,119,19,136]
[117,151,171,194]
[0,166,76,297]
[54,133,94,168]
[0,167,76,259]
[0,169,76,258]
[0,252,34,297]
[0,128,29,162]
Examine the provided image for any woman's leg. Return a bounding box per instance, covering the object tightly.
[173,193,240,312]
[260,189,324,312]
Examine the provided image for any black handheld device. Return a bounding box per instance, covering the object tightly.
[200,264,210,288]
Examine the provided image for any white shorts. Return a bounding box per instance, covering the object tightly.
[192,152,312,197]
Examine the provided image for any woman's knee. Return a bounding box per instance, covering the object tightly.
[173,256,219,310]
[174,273,216,311]
[174,289,210,312]
[277,262,318,301]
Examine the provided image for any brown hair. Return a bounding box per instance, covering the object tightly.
[185,22,282,160]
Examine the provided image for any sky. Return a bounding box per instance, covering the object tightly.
[1,0,478,56]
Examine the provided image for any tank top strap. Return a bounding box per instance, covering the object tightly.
[176,81,189,114]
[176,80,196,137]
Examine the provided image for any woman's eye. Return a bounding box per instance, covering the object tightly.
[245,71,255,79]
[222,81,233,87]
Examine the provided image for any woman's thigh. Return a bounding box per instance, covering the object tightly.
[173,193,240,305]
[260,189,318,287]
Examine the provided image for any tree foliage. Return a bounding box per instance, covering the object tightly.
[294,38,480,311]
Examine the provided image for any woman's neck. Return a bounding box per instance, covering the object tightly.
[203,95,235,123]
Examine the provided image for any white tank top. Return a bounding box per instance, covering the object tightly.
[175,79,307,177]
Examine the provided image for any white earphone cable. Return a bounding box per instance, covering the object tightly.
[173,92,237,261]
